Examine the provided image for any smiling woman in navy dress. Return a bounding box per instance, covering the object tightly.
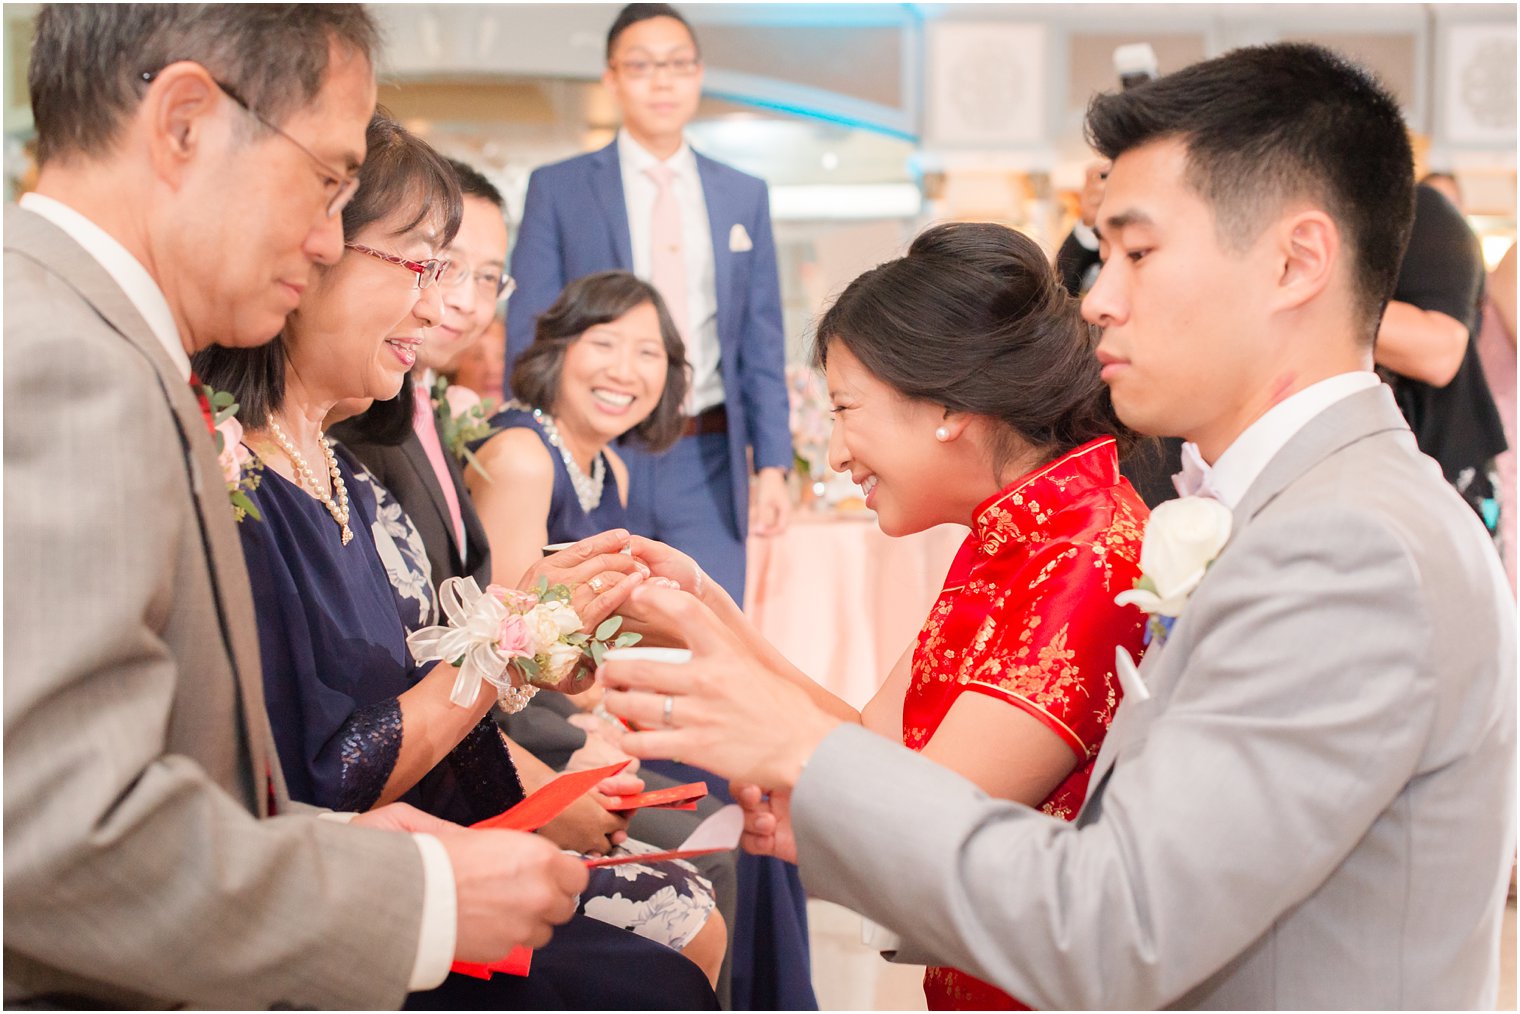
[193,112,718,1010]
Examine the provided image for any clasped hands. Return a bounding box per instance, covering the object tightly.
[552,537,841,864]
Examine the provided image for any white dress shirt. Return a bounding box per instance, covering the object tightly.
[19,190,458,992]
[1187,371,1382,509]
[618,129,725,414]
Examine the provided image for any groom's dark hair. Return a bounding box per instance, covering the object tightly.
[1085,42,1414,346]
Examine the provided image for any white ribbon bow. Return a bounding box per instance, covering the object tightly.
[406,577,516,707]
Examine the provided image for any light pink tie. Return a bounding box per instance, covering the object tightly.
[646,164,689,341]
[412,382,467,553]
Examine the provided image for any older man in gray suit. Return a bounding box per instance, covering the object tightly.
[4,7,589,1008]
[601,42,1516,1009]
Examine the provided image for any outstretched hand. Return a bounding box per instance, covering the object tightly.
[731,782,798,864]
[599,584,841,790]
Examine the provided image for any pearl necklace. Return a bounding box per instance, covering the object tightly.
[506,399,605,512]
[268,418,353,545]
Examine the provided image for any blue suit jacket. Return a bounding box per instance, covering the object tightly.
[506,140,793,538]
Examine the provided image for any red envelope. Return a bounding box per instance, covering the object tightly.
[584,845,730,868]
[470,760,631,832]
[606,781,708,813]
[451,946,533,979]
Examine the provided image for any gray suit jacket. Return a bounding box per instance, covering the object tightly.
[3,206,429,1008]
[792,384,1516,1009]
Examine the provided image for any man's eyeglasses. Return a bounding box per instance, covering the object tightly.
[140,68,360,218]
[440,261,517,300]
[610,55,701,79]
[345,243,450,290]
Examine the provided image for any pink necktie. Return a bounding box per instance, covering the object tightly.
[412,383,467,553]
[646,164,689,342]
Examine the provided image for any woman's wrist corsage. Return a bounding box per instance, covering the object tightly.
[406,576,644,713]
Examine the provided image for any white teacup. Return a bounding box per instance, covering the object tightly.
[542,540,635,557]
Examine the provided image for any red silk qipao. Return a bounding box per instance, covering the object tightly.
[904,437,1148,1011]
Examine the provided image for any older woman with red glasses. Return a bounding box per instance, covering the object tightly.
[192,111,719,1010]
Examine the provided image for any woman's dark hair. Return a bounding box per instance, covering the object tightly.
[194,109,462,439]
[813,221,1138,481]
[511,271,689,453]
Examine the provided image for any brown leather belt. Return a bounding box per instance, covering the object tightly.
[681,404,728,438]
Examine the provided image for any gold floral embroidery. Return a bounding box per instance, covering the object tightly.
[907,437,1142,762]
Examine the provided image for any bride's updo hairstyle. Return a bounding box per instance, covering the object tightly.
[813,221,1137,480]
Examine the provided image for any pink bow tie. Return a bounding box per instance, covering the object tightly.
[1172,441,1221,500]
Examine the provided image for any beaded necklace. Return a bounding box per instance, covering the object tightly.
[268,418,353,545]
[506,399,605,512]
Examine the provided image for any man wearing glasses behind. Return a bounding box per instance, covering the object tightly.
[507,3,795,607]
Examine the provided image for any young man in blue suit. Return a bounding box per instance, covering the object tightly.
[506,2,793,602]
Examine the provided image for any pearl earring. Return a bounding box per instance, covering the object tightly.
[935,426,951,442]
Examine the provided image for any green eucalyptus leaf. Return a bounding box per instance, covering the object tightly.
[594,616,622,640]
[590,641,607,667]
[210,391,235,410]
[463,447,494,484]
[614,632,642,647]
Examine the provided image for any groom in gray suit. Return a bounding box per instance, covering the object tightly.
[5,7,586,1008]
[600,42,1516,1008]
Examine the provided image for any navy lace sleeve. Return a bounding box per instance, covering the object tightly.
[448,716,527,822]
[335,698,405,812]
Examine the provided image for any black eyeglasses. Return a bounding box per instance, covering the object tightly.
[345,243,450,290]
[609,54,701,79]
[439,260,517,300]
[141,68,360,218]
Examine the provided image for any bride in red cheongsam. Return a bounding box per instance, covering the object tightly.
[631,221,1150,1009]
[818,224,1149,1010]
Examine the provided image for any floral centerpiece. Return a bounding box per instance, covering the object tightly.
[431,376,499,482]
[787,364,832,499]
[407,575,642,713]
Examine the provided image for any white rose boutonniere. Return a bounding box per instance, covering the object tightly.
[1115,496,1233,646]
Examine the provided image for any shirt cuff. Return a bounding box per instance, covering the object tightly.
[1071,221,1099,251]
[408,832,458,992]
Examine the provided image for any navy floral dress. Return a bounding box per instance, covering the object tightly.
[239,443,715,952]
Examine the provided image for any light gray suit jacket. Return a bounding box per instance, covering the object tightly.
[792,384,1516,1009]
[3,207,429,1009]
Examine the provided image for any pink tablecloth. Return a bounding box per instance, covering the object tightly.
[743,513,968,711]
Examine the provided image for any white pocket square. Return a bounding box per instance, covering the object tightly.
[1115,646,1151,702]
[728,223,753,252]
